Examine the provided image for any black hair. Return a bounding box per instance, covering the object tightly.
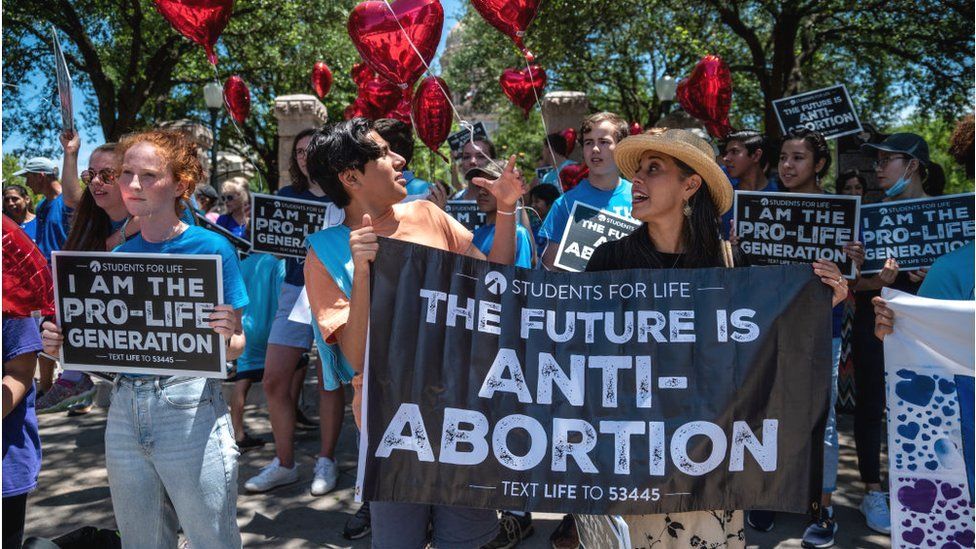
[306,118,383,208]
[528,183,560,207]
[923,161,946,196]
[722,130,771,170]
[288,128,318,194]
[3,184,34,214]
[782,128,831,176]
[373,118,415,167]
[672,159,723,268]
[835,169,867,196]
[544,132,570,158]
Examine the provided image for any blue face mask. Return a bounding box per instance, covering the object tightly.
[884,166,912,198]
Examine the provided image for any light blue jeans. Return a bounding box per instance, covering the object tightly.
[105,377,241,548]
[823,337,841,494]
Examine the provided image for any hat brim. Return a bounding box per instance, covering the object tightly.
[12,169,27,176]
[860,142,904,155]
[614,135,734,215]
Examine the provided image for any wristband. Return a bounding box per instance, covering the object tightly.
[497,209,516,216]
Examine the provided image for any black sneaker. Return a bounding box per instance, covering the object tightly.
[747,510,776,532]
[343,501,371,540]
[801,506,837,548]
[550,514,579,549]
[481,512,533,549]
[236,433,266,452]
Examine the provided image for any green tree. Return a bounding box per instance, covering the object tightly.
[3,154,26,188]
[3,0,360,188]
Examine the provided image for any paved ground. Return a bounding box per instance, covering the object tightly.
[25,383,891,548]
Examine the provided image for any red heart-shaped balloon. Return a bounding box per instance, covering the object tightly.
[352,62,374,88]
[470,0,541,60]
[676,55,733,138]
[345,97,374,120]
[154,0,234,65]
[560,127,577,155]
[311,62,333,99]
[223,75,250,125]
[412,76,453,153]
[347,0,443,88]
[629,121,643,135]
[361,77,403,113]
[2,216,54,317]
[559,162,588,193]
[500,65,546,118]
[388,90,414,125]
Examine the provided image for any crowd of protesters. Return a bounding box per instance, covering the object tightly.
[3,105,973,549]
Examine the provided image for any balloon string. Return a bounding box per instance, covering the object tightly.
[209,66,267,192]
[380,1,501,172]
[523,58,564,192]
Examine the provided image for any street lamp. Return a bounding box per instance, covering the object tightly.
[655,74,677,121]
[203,81,223,193]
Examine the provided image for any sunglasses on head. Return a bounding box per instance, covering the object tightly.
[81,168,117,185]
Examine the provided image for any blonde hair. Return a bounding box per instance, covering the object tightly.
[117,130,203,214]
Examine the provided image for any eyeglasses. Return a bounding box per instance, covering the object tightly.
[221,194,237,201]
[873,155,911,170]
[296,149,309,159]
[81,168,117,185]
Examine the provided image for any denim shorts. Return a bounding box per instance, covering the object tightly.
[267,282,314,350]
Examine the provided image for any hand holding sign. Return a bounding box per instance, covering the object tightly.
[207,304,238,339]
[350,214,379,274]
[59,130,80,156]
[813,259,848,307]
[843,240,865,270]
[878,258,900,285]
[471,155,522,210]
[40,320,63,357]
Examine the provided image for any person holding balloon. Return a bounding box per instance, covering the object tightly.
[41,130,248,548]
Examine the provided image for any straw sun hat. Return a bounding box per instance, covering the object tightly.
[613,128,734,215]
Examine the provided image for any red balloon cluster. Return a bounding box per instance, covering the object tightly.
[345,63,404,121]
[629,121,643,135]
[500,65,546,118]
[311,62,333,99]
[676,55,734,138]
[2,216,54,317]
[412,77,453,153]
[559,163,588,193]
[347,0,443,89]
[470,0,541,60]
[560,128,577,155]
[223,76,250,124]
[153,0,234,65]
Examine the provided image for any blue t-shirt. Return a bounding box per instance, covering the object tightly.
[216,214,247,239]
[237,253,286,372]
[3,316,43,497]
[919,242,976,301]
[472,223,534,269]
[35,194,72,261]
[20,218,37,241]
[402,170,431,202]
[539,178,633,245]
[115,226,249,311]
[540,159,576,188]
[277,185,334,286]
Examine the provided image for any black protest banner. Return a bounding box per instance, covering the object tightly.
[250,193,332,259]
[447,121,489,156]
[445,200,487,232]
[554,202,640,272]
[734,191,861,277]
[772,84,862,140]
[861,193,975,274]
[51,27,73,133]
[358,238,832,515]
[52,251,226,377]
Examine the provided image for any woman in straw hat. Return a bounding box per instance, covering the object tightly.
[584,128,849,547]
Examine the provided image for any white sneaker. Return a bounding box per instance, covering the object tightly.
[244,458,299,493]
[311,456,338,496]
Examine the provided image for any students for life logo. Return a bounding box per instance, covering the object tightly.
[484,271,507,296]
[89,260,102,273]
